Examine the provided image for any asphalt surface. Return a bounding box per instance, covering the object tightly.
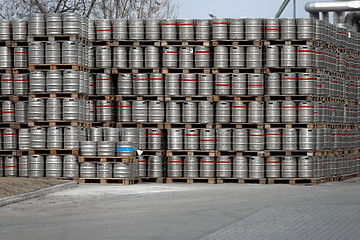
[1,178,359,240]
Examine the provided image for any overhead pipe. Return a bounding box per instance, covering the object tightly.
[305,1,360,13]
[345,11,360,30]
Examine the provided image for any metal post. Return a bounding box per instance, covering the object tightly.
[293,0,296,18]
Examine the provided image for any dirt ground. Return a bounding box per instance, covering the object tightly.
[0,177,72,198]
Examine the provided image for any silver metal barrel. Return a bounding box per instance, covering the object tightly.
[29,13,45,35]
[179,47,194,68]
[265,73,280,96]
[46,98,61,121]
[149,73,164,95]
[168,129,183,150]
[96,100,113,122]
[0,47,10,67]
[216,129,232,151]
[181,73,197,96]
[265,45,279,67]
[145,46,160,68]
[28,42,44,64]
[182,102,197,123]
[195,46,211,68]
[96,46,111,68]
[98,141,115,156]
[233,129,248,151]
[28,98,45,121]
[281,73,297,95]
[184,129,199,150]
[198,102,214,123]
[232,102,247,123]
[233,156,248,178]
[178,19,194,40]
[63,13,80,35]
[117,101,132,122]
[138,156,147,177]
[97,163,112,178]
[88,20,95,41]
[2,101,14,122]
[63,155,79,178]
[148,156,163,178]
[214,46,228,68]
[297,46,314,67]
[184,156,199,178]
[62,41,78,64]
[46,155,62,177]
[138,129,146,150]
[282,156,297,178]
[63,70,79,92]
[298,73,316,95]
[212,18,228,40]
[129,47,143,68]
[28,155,44,178]
[167,156,183,177]
[90,127,103,142]
[166,102,181,123]
[95,73,112,95]
[215,74,231,95]
[103,127,119,142]
[162,46,178,68]
[15,101,27,123]
[129,19,144,40]
[195,19,211,40]
[14,47,28,68]
[249,129,265,151]
[44,42,61,64]
[216,102,231,123]
[86,100,95,122]
[1,74,12,95]
[117,74,132,95]
[80,162,96,178]
[46,70,62,92]
[265,101,280,123]
[200,129,215,150]
[266,157,281,178]
[264,18,280,40]
[147,129,164,150]
[298,156,313,178]
[200,156,215,178]
[113,46,127,68]
[113,19,127,40]
[63,98,79,120]
[230,46,245,68]
[249,157,264,179]
[248,101,264,123]
[30,127,46,149]
[114,163,132,178]
[217,156,232,178]
[229,18,245,40]
[4,156,18,177]
[281,101,297,123]
[149,101,164,123]
[47,127,63,149]
[248,74,264,96]
[281,45,296,67]
[145,19,160,40]
[246,46,262,68]
[280,18,296,40]
[298,101,314,123]
[19,156,28,177]
[266,129,281,150]
[133,73,148,95]
[297,18,314,40]
[299,129,315,150]
[283,128,297,150]
[13,74,29,96]
[18,128,30,150]
[64,127,79,149]
[95,19,112,40]
[165,74,180,95]
[29,71,45,92]
[161,19,177,40]
[245,18,262,40]
[132,101,148,122]
[231,74,246,95]
[12,20,27,41]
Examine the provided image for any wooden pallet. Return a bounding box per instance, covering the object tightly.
[0,150,27,156]
[215,123,264,129]
[166,177,216,184]
[28,92,79,99]
[215,151,264,157]
[0,95,28,102]
[217,178,267,184]
[161,40,210,47]
[28,120,80,127]
[166,150,215,157]
[78,156,133,163]
[78,178,138,185]
[28,64,85,71]
[90,68,112,74]
[116,122,164,129]
[12,68,30,74]
[263,67,316,74]
[116,95,164,101]
[164,123,214,129]
[82,122,116,128]
[0,41,12,47]
[264,150,315,157]
[11,41,28,47]
[112,68,161,74]
[27,35,81,42]
[0,123,28,129]
[263,123,316,129]
[264,95,316,102]
[212,68,262,74]
[86,95,116,101]
[0,68,12,74]
[113,40,161,47]
[212,40,262,46]
[164,96,213,102]
[213,95,263,102]
[263,40,314,46]
[139,177,165,183]
[162,68,211,74]
[138,150,164,156]
[28,149,79,155]
[267,178,320,185]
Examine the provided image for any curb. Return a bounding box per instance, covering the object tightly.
[0,181,78,207]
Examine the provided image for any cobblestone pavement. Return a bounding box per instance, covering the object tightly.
[0,178,359,240]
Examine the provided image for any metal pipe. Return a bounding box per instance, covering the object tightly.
[345,11,360,30]
[275,0,291,18]
[305,1,360,13]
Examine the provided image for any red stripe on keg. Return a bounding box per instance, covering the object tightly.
[212,22,228,25]
[261,28,280,31]
[89,84,95,86]
[117,105,132,107]
[184,134,199,136]
[181,79,197,81]
[90,111,96,113]
[317,85,322,87]
[200,139,216,141]
[147,133,164,135]
[96,105,112,107]
[167,161,183,163]
[3,133,17,135]
[334,134,340,136]
[215,84,231,86]
[178,23,194,26]
[349,84,355,87]
[321,166,326,168]
[351,65,356,68]
[149,78,164,80]
[314,112,317,114]
[298,78,317,80]
[326,79,330,81]
[4,166,19,168]
[216,161,231,163]
[281,78,297,80]
[96,29,112,31]
[2,111,15,113]
[248,84,264,87]
[1,79,12,81]
[333,81,338,83]
[297,50,313,52]
[266,161,281,163]
[161,23,177,25]
[14,52,28,54]
[232,106,247,108]
[315,52,322,54]
[281,106,297,108]
[162,51,178,53]
[321,106,327,108]
[336,57,340,59]
[249,134,265,136]
[13,79,29,81]
[200,161,215,163]
[195,51,210,53]
[298,106,314,108]
[266,134,281,136]
[96,79,111,81]
[139,160,147,162]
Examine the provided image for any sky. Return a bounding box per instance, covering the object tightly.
[177,0,334,19]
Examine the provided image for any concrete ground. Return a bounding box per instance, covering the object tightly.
[0,178,360,240]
